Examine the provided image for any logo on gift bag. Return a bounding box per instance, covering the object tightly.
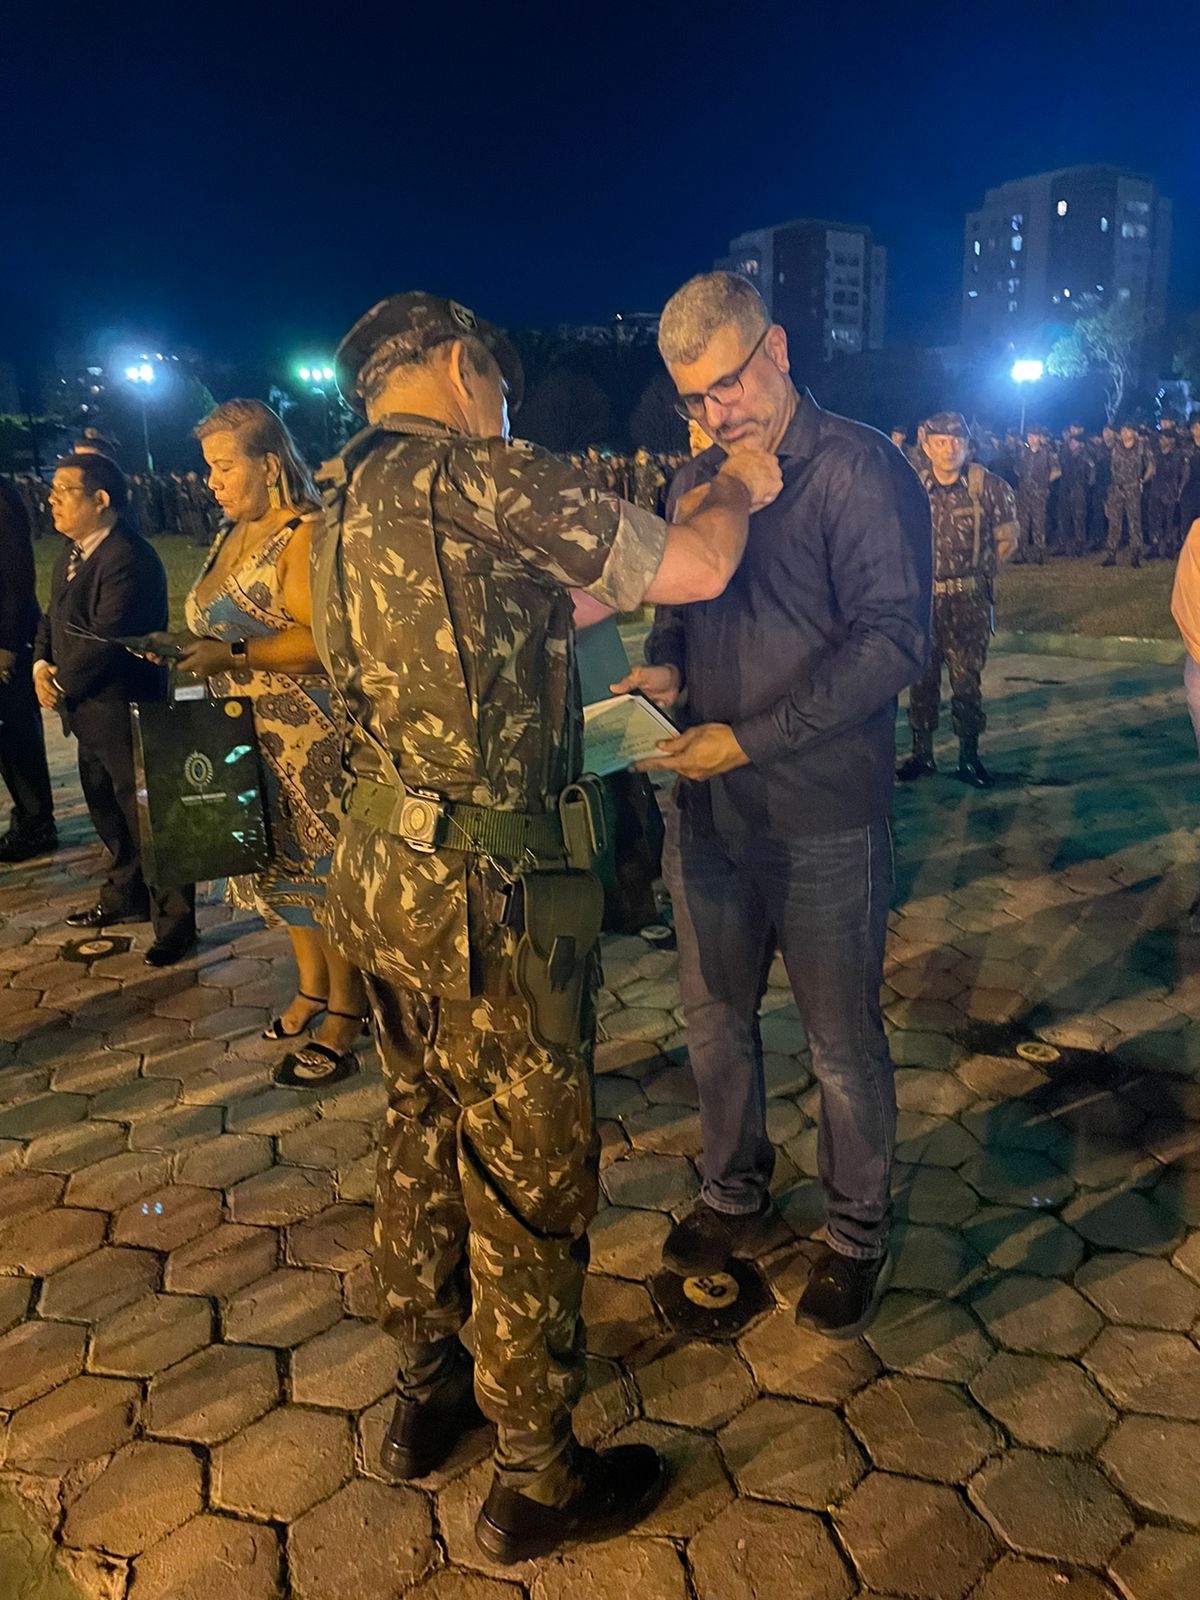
[184,751,215,791]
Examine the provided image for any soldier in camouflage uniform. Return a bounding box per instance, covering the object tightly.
[1014,425,1059,563]
[1148,430,1187,557]
[1058,434,1095,555]
[313,292,779,1565]
[898,413,1017,788]
[1102,421,1155,566]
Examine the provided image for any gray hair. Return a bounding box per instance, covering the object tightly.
[658,271,770,367]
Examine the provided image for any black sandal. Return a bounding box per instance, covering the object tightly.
[272,1009,368,1088]
[263,990,329,1041]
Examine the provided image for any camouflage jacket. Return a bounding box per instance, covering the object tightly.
[1110,439,1154,492]
[311,413,668,998]
[1149,447,1187,501]
[1015,444,1058,495]
[919,465,1017,582]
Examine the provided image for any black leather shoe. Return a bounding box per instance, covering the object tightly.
[144,934,198,967]
[380,1350,486,1481]
[955,742,994,788]
[662,1194,773,1276]
[1100,554,1117,567]
[896,753,937,782]
[0,827,58,864]
[67,903,140,929]
[475,1444,668,1565]
[795,1246,892,1339]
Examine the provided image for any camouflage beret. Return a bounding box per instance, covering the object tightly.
[334,292,525,417]
[922,411,971,440]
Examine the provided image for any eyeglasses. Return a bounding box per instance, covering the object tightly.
[672,329,769,421]
[48,485,89,501]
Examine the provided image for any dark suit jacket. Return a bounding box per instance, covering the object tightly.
[0,476,40,654]
[33,520,170,711]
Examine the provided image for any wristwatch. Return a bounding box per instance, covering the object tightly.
[229,640,248,661]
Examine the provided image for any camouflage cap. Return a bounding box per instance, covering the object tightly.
[922,411,971,440]
[334,292,525,417]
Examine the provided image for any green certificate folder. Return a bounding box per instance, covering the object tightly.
[131,695,271,890]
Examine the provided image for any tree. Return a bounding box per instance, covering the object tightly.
[1046,297,1149,424]
[1173,311,1200,389]
[629,373,687,453]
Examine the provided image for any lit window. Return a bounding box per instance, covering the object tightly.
[1012,235,1023,251]
[1063,288,1071,298]
[1100,216,1109,232]
[1096,284,1104,292]
[1056,200,1068,216]
[1009,300,1018,313]
[973,241,981,256]
[1011,214,1023,228]
[968,290,979,298]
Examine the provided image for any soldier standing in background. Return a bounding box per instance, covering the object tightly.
[1103,421,1155,567]
[1059,433,1095,556]
[312,292,780,1565]
[898,413,1017,788]
[1014,425,1059,563]
[1148,429,1186,557]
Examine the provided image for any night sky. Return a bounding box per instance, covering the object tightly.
[5,0,1198,373]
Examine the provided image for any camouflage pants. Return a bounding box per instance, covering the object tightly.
[1017,489,1048,552]
[1147,493,1178,556]
[907,591,990,740]
[1060,488,1088,554]
[1105,488,1144,555]
[366,972,599,1500]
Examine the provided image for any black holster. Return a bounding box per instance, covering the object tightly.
[512,869,605,1050]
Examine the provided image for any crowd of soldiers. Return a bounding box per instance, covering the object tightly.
[2,468,220,544]
[893,414,1200,567]
[565,446,689,515]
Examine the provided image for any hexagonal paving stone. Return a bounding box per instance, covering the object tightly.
[128,1103,225,1153]
[530,1539,691,1600]
[144,1342,280,1443]
[1061,1188,1183,1254]
[866,1292,994,1381]
[891,1224,983,1295]
[91,1077,180,1123]
[64,1150,171,1210]
[224,1086,318,1136]
[164,1223,279,1298]
[409,1575,524,1600]
[211,1404,353,1522]
[636,1342,754,1431]
[276,1118,374,1171]
[287,1476,437,1599]
[1083,1325,1200,1418]
[62,1439,203,1556]
[0,1274,32,1335]
[6,1374,140,1474]
[964,1206,1086,1277]
[112,1183,222,1251]
[0,1206,106,1276]
[969,1450,1134,1567]
[1075,1251,1200,1329]
[89,1292,213,1376]
[227,1164,335,1225]
[845,1375,999,1481]
[0,1091,89,1139]
[600,1152,699,1212]
[587,1205,671,1278]
[969,1352,1114,1452]
[835,1471,995,1600]
[970,1555,1119,1599]
[718,1395,865,1509]
[970,1274,1103,1357]
[580,1273,660,1359]
[1100,1415,1200,1526]
[0,1317,87,1409]
[38,1245,160,1323]
[130,1513,282,1600]
[893,1165,980,1226]
[222,1266,343,1347]
[173,1133,274,1190]
[291,1318,398,1411]
[622,1103,702,1157]
[286,1202,373,1272]
[1108,1527,1200,1600]
[738,1304,881,1402]
[688,1498,854,1600]
[23,1117,129,1174]
[602,1420,734,1539]
[0,1168,64,1225]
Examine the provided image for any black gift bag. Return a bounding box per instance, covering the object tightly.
[131,693,271,890]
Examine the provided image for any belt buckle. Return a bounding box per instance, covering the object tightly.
[391,788,446,854]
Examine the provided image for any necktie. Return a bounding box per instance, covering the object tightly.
[66,544,82,583]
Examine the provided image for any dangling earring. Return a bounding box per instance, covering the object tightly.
[267,478,282,511]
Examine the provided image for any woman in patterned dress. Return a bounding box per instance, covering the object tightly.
[161,400,365,1085]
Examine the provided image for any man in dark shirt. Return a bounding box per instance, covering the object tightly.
[617,272,931,1336]
[0,477,57,860]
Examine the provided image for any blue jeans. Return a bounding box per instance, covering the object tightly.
[662,795,896,1260]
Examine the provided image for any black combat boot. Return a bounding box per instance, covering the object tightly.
[956,736,994,788]
[380,1344,487,1481]
[896,730,937,782]
[475,1443,669,1564]
[1100,552,1117,567]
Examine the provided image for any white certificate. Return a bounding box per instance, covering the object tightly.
[583,692,679,777]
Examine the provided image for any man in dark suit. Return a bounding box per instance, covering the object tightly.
[35,453,196,965]
[0,477,57,861]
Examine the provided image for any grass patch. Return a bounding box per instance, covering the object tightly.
[995,557,1177,640]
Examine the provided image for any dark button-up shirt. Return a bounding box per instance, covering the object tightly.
[646,389,932,836]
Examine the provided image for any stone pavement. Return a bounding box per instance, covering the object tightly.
[2,651,1200,1600]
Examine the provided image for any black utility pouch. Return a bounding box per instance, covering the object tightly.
[513,869,605,1049]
